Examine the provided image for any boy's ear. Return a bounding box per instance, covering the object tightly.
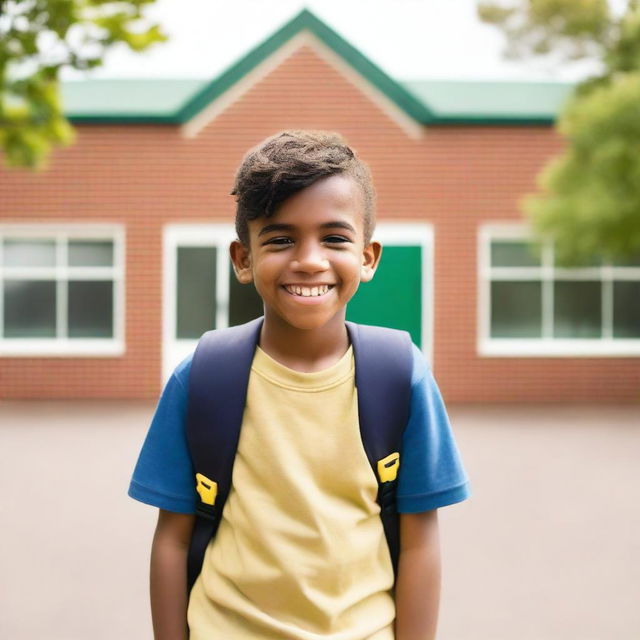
[229,240,253,284]
[360,241,382,282]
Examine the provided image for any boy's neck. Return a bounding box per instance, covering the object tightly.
[259,312,350,373]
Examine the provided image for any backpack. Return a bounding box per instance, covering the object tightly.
[186,316,413,592]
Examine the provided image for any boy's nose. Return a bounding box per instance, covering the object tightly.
[291,242,330,273]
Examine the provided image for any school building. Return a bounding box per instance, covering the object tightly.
[1,10,638,402]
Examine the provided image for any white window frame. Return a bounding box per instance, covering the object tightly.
[478,223,640,357]
[163,224,236,381]
[0,224,125,357]
[163,222,434,382]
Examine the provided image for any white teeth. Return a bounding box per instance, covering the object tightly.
[286,285,331,297]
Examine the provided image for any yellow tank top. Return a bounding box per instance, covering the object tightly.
[187,346,395,639]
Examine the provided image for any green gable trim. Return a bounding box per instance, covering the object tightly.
[175,8,434,125]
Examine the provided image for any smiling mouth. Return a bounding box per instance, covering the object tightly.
[283,284,334,297]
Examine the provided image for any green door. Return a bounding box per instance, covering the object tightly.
[346,245,422,346]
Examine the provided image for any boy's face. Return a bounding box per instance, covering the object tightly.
[230,174,381,333]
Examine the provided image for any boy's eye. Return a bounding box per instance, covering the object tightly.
[264,237,293,246]
[323,235,350,244]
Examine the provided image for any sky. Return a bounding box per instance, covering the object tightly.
[61,0,601,83]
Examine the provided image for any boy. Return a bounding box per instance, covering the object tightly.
[129,130,469,639]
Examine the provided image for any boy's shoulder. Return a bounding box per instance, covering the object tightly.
[408,342,429,384]
[171,352,193,389]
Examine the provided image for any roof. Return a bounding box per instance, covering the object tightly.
[403,80,573,124]
[62,79,204,121]
[61,9,573,126]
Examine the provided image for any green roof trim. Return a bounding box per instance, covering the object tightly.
[61,10,575,126]
[175,8,434,124]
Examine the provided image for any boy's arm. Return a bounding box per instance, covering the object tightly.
[394,510,441,640]
[150,509,195,640]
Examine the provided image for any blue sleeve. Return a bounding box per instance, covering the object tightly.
[128,356,197,514]
[396,344,470,513]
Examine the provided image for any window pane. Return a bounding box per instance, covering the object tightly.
[491,241,541,267]
[68,281,114,338]
[613,281,640,338]
[4,280,56,337]
[68,240,114,267]
[229,266,263,327]
[553,281,602,338]
[176,247,216,339]
[490,281,542,338]
[3,239,56,267]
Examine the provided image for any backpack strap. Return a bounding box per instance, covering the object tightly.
[345,322,413,577]
[186,316,263,592]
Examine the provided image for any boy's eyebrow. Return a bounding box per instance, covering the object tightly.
[258,223,294,237]
[320,221,357,233]
[258,221,357,236]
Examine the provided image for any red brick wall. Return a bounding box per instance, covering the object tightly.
[1,46,638,401]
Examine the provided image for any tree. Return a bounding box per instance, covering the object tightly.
[0,0,165,169]
[479,0,640,264]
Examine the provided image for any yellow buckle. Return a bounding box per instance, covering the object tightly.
[377,452,400,483]
[195,473,218,506]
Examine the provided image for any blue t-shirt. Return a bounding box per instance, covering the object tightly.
[129,344,469,514]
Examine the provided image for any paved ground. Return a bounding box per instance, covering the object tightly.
[0,401,638,640]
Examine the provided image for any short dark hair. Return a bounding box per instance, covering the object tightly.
[231,130,375,246]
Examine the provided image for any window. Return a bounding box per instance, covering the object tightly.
[0,225,125,356]
[479,225,640,356]
[174,243,264,339]
[164,225,262,379]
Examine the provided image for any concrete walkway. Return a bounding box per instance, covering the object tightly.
[0,401,638,639]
